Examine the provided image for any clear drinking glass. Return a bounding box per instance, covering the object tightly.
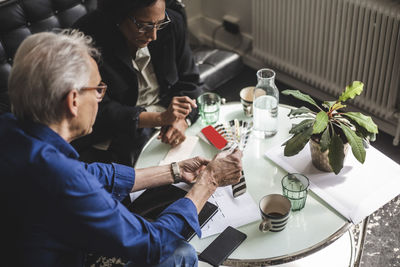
[281,173,310,211]
[197,92,221,125]
[253,68,279,138]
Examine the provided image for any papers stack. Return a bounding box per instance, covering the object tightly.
[265,143,400,224]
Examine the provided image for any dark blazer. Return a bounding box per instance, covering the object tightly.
[73,9,202,140]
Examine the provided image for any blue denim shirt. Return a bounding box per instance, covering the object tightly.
[0,113,200,267]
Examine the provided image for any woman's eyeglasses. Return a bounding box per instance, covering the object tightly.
[130,12,171,33]
[80,81,107,101]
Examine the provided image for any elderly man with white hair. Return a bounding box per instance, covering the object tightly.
[0,30,242,267]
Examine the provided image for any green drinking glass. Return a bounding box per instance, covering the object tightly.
[197,92,221,125]
[281,173,310,211]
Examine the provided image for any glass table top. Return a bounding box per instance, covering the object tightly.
[135,102,350,264]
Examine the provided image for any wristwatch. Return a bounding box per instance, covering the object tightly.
[171,162,182,184]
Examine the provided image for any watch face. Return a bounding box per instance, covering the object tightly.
[171,162,181,183]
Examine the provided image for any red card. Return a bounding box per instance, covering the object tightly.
[201,125,228,150]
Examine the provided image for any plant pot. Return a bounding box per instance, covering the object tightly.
[309,139,350,172]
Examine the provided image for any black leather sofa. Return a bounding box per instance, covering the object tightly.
[0,0,97,114]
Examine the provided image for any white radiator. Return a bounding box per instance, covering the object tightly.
[252,0,400,144]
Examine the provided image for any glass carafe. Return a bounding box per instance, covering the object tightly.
[253,68,279,138]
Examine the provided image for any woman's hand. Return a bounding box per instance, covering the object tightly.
[160,96,196,125]
[178,156,210,184]
[157,119,188,146]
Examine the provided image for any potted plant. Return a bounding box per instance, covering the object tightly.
[281,81,379,174]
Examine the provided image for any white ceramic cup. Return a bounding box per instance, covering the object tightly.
[259,194,291,232]
[239,86,254,117]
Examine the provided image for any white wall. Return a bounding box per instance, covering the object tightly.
[183,0,254,63]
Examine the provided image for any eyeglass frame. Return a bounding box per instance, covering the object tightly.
[80,81,107,101]
[129,11,171,33]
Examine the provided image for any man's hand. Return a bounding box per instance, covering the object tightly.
[160,96,196,125]
[198,149,243,188]
[184,149,243,213]
[157,119,188,146]
[178,156,210,184]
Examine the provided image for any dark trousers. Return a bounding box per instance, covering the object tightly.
[108,128,156,167]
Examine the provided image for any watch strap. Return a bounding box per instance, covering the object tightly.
[185,118,192,127]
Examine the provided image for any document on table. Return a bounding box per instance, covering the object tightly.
[265,143,400,224]
[199,186,259,238]
[160,135,260,238]
[177,183,259,238]
[159,135,199,165]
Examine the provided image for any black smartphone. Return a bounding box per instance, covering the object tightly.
[199,226,247,266]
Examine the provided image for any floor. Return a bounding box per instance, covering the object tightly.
[215,65,400,267]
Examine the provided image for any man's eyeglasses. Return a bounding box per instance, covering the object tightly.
[130,12,171,33]
[80,81,107,101]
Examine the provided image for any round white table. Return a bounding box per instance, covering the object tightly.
[135,102,353,265]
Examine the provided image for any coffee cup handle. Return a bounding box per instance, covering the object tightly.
[259,219,272,232]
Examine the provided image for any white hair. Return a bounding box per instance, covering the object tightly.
[8,29,100,124]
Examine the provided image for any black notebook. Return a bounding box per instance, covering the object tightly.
[128,184,218,241]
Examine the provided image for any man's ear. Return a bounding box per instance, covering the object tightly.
[64,90,80,117]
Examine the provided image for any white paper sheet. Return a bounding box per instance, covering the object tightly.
[159,135,199,165]
[265,143,400,224]
[199,186,259,238]
[175,183,259,238]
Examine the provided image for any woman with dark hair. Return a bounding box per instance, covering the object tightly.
[74,0,202,166]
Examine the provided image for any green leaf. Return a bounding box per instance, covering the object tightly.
[313,111,329,134]
[288,106,313,116]
[282,90,320,109]
[338,81,363,102]
[346,117,377,142]
[340,123,366,164]
[342,112,378,134]
[328,134,345,174]
[331,102,346,111]
[320,127,331,152]
[289,119,315,134]
[322,101,336,110]
[284,126,313,156]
